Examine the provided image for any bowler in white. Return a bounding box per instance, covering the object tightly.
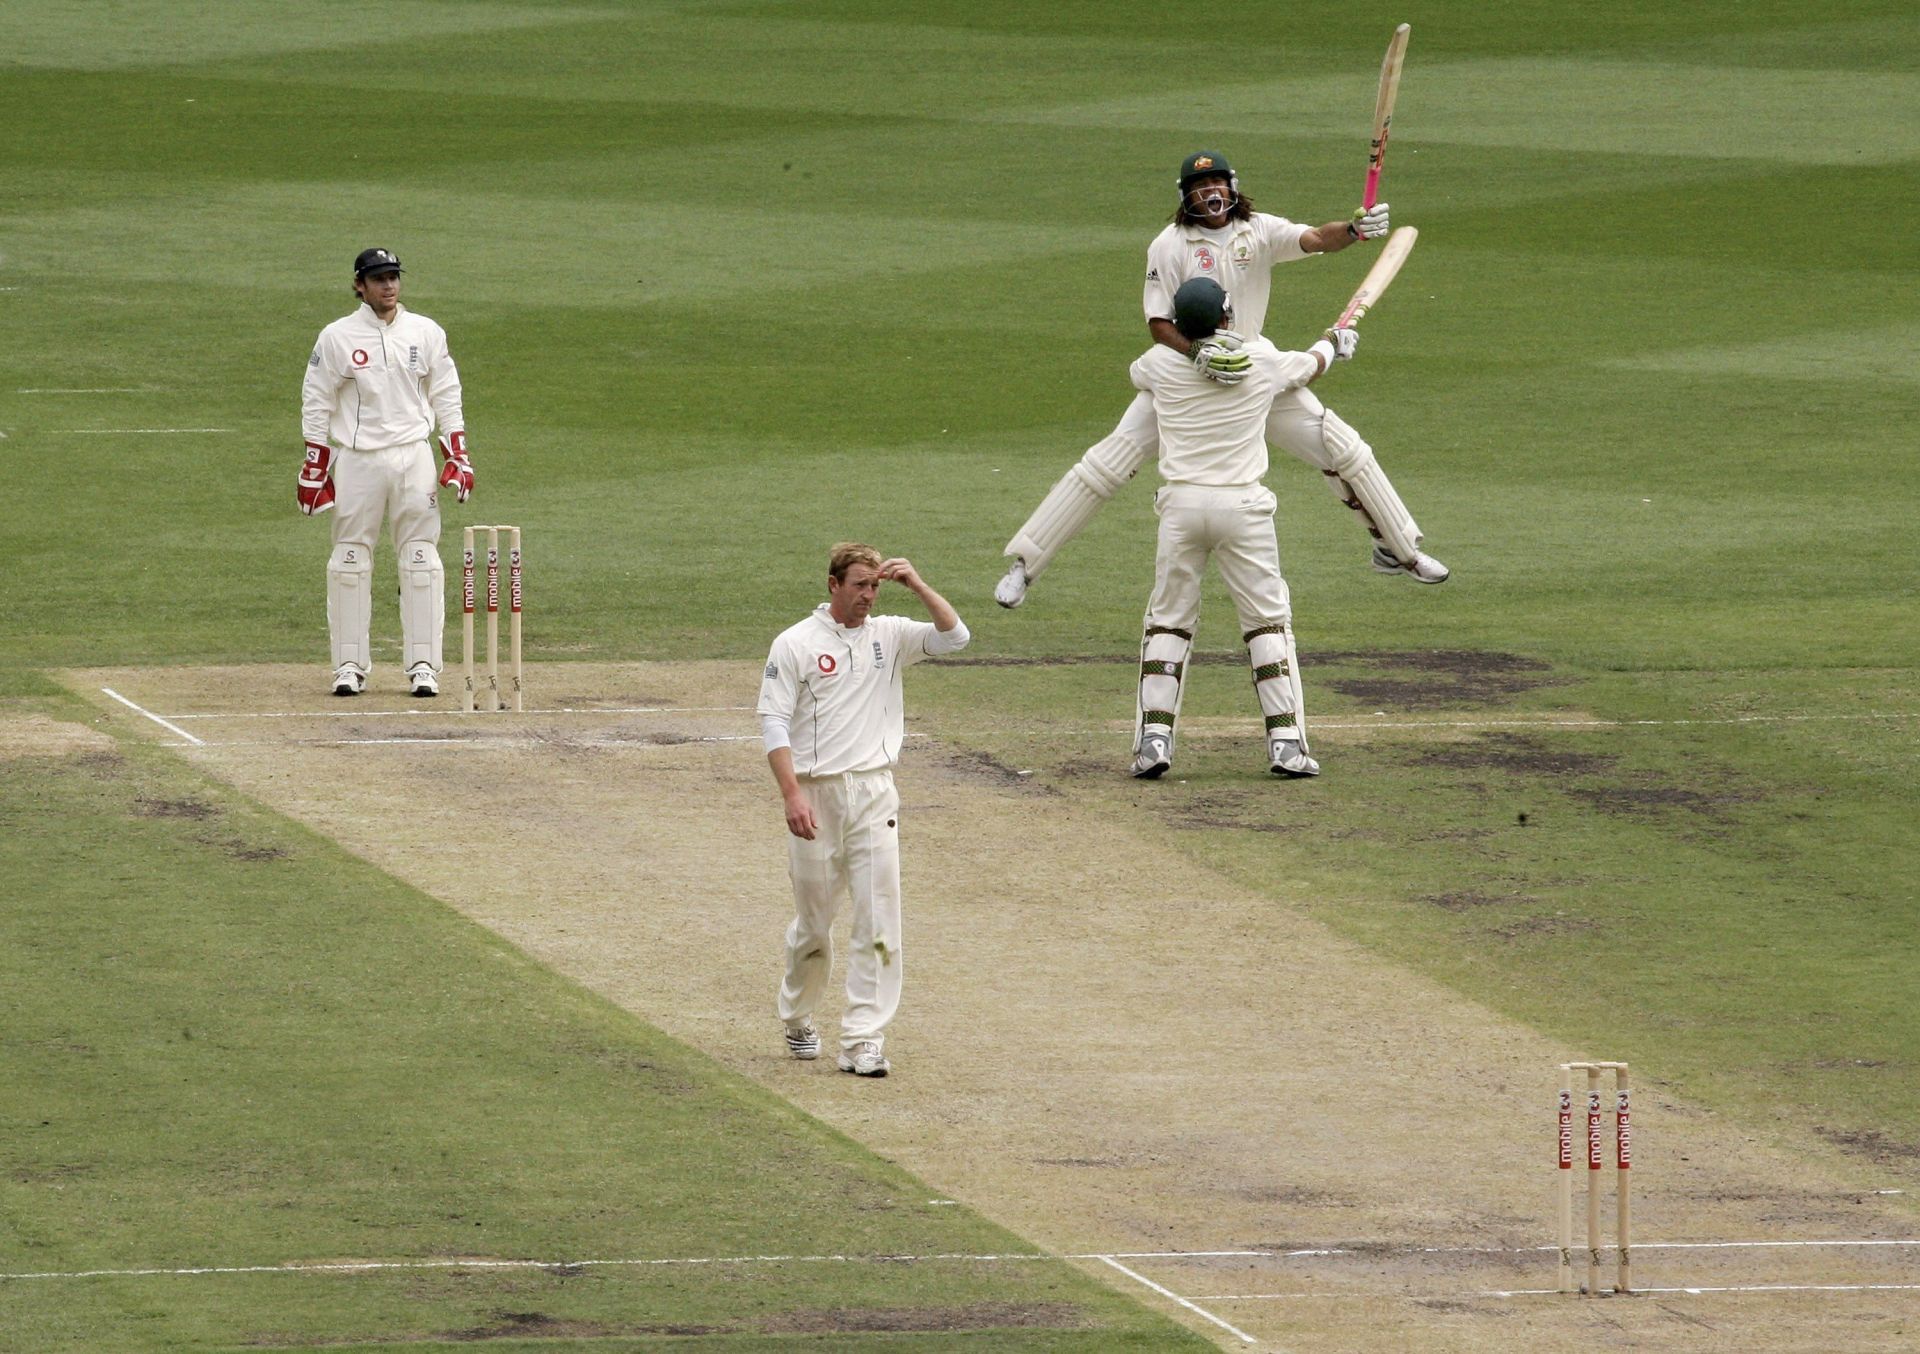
[757,543,970,1077]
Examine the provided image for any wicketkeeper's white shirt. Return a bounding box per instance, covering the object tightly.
[759,605,968,777]
[303,303,465,451]
[1130,343,1325,486]
[1143,211,1312,340]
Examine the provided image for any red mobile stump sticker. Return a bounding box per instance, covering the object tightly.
[352,348,369,366]
[817,654,837,674]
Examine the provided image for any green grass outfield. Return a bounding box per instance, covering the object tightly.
[4,0,1917,1346]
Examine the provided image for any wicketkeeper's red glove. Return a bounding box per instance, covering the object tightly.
[297,441,335,515]
[437,431,474,503]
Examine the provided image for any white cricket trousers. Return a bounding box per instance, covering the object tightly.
[1147,482,1291,632]
[328,440,443,674]
[778,769,903,1053]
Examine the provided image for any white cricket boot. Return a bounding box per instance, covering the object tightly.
[1269,735,1321,778]
[1131,730,1171,780]
[838,1041,890,1077]
[332,663,366,697]
[994,559,1029,609]
[408,662,439,698]
[784,1023,821,1061]
[1371,544,1450,584]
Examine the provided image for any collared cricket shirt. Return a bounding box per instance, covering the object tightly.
[1130,343,1325,486]
[303,302,465,451]
[1143,211,1312,340]
[759,604,953,777]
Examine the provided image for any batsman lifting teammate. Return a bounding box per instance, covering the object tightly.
[299,248,476,697]
[1130,277,1354,780]
[996,151,1446,609]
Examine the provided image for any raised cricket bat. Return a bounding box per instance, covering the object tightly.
[1363,23,1410,210]
[1334,225,1417,330]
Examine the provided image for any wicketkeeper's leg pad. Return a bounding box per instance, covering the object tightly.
[1137,624,1194,755]
[1318,409,1422,564]
[327,541,374,673]
[1246,622,1308,752]
[398,538,445,673]
[1004,422,1154,580]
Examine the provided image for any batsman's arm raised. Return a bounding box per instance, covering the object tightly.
[1300,201,1390,254]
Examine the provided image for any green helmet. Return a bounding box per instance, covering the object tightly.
[1178,150,1238,198]
[1172,277,1230,340]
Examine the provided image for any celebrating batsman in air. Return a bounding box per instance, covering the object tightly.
[758,545,970,1078]
[299,248,476,698]
[996,148,1445,609]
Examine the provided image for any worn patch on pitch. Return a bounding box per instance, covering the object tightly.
[1567,779,1761,818]
[1417,732,1615,776]
[1316,649,1564,708]
[764,1302,1085,1334]
[0,713,116,760]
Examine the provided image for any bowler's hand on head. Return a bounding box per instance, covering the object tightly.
[878,557,922,589]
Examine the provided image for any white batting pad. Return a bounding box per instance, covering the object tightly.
[1004,426,1154,580]
[1136,624,1193,754]
[398,537,445,672]
[327,541,373,673]
[1319,409,1421,563]
[1246,622,1307,751]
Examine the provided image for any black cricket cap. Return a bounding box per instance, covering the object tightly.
[353,247,403,277]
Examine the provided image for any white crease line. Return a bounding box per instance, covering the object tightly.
[5,1242,1914,1286]
[1095,1255,1261,1346]
[1195,1283,1920,1301]
[59,427,230,434]
[159,705,757,721]
[100,687,205,746]
[181,733,769,750]
[1180,712,1919,734]
[1337,1240,1920,1257]
[17,387,151,394]
[0,1251,1066,1283]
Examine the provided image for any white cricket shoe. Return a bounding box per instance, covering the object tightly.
[784,1024,821,1060]
[1371,544,1450,584]
[1269,736,1321,778]
[994,559,1029,609]
[838,1041,890,1077]
[407,663,439,698]
[331,664,366,697]
[1131,731,1171,780]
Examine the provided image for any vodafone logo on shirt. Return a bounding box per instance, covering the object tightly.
[817,654,837,675]
[1195,246,1215,272]
[351,349,370,367]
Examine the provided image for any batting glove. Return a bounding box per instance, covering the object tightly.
[1322,326,1360,361]
[437,431,475,503]
[297,441,335,515]
[1190,335,1252,385]
[1350,202,1390,240]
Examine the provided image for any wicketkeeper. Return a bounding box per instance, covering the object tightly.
[997,150,1444,609]
[298,248,475,697]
